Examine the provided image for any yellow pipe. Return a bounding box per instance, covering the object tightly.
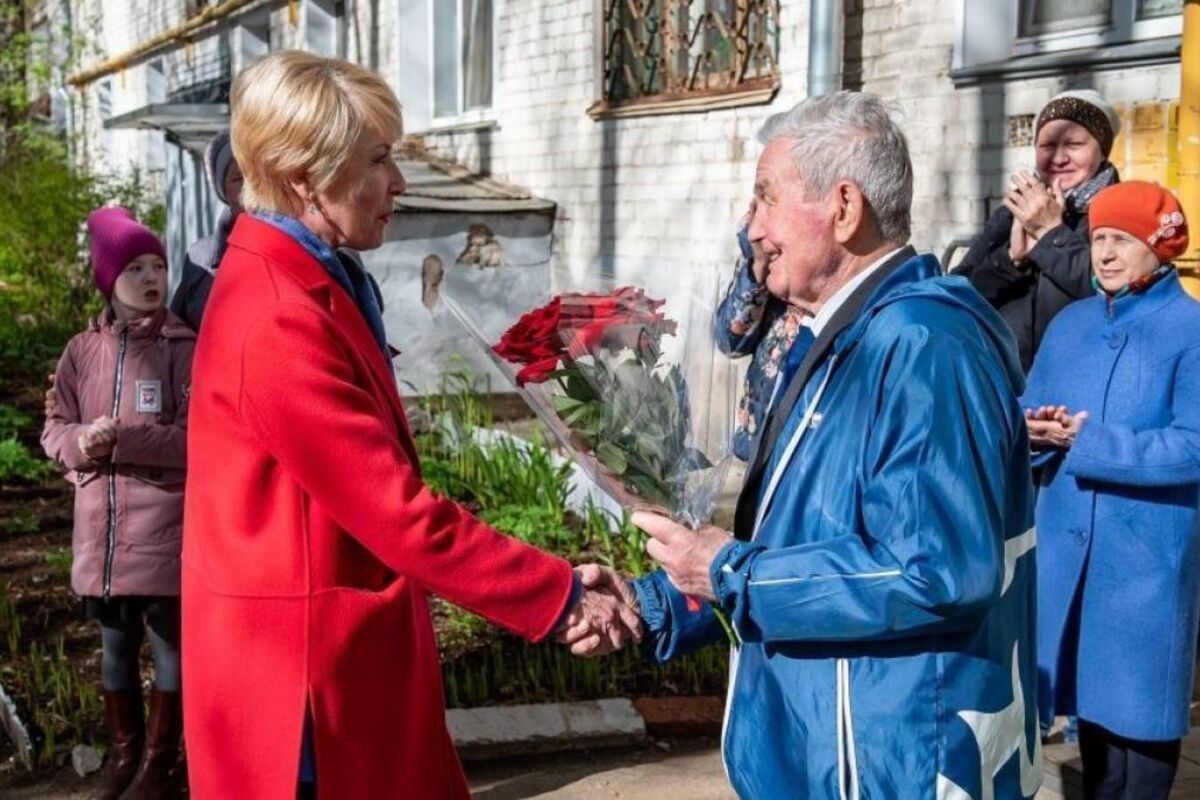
[1179,0,1200,297]
[67,0,266,88]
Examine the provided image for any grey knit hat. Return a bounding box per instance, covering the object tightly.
[204,129,236,205]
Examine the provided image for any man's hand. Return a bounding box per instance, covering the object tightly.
[1025,406,1088,450]
[556,566,643,657]
[634,511,731,602]
[1003,171,1066,241]
[78,416,118,461]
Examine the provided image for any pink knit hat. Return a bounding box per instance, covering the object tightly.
[86,207,167,298]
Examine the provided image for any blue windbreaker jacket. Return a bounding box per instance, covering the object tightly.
[635,253,1040,799]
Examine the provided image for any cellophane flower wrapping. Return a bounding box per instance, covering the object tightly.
[443,268,738,529]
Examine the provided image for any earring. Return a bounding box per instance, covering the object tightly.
[307,203,318,214]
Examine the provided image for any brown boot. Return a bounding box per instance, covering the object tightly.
[91,688,144,800]
[119,690,182,800]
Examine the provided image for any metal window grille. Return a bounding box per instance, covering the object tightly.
[165,36,232,104]
[600,0,780,107]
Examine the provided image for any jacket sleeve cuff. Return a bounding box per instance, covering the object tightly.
[631,570,726,663]
[711,541,764,640]
[546,573,583,640]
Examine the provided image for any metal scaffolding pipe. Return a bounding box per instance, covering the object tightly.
[66,0,268,88]
[1179,0,1200,297]
[807,0,844,97]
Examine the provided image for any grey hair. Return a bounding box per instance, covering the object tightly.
[757,91,913,243]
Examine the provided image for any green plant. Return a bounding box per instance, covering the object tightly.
[479,503,573,553]
[0,580,21,659]
[0,436,52,483]
[43,546,71,579]
[0,402,32,438]
[1,508,39,535]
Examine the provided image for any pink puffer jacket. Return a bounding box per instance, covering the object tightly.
[42,307,195,598]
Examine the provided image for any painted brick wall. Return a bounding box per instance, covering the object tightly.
[417,0,811,291]
[419,0,1183,279]
[847,0,1181,256]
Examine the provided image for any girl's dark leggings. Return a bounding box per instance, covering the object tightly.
[99,599,181,692]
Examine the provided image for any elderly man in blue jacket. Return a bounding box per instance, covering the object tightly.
[573,92,1041,799]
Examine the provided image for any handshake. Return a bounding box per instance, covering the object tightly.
[554,564,643,657]
[549,511,736,657]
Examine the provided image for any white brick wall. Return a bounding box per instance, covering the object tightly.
[63,0,1185,278]
[849,0,1181,254]
[417,0,1183,276]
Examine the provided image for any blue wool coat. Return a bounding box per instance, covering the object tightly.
[636,255,1040,799]
[1022,270,1200,741]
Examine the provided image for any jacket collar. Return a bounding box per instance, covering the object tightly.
[225,215,407,439]
[227,214,334,292]
[91,306,195,341]
[832,251,944,355]
[1096,267,1184,324]
[733,245,919,541]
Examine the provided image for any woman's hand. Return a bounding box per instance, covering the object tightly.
[745,198,768,284]
[556,565,643,657]
[1003,171,1066,241]
[1008,216,1032,265]
[1025,406,1088,450]
[78,416,119,461]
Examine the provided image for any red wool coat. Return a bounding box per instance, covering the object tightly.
[182,216,575,798]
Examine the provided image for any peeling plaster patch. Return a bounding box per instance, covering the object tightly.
[422,254,445,311]
[457,223,504,269]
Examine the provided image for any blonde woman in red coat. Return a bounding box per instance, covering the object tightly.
[182,51,639,799]
[43,208,194,800]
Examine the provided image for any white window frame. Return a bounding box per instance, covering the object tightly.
[231,9,272,75]
[1011,0,1182,57]
[427,0,498,129]
[304,0,343,59]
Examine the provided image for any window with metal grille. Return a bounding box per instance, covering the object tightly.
[593,0,780,117]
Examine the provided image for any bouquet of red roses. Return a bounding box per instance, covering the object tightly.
[443,279,735,527]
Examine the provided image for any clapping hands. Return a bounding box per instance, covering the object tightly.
[555,565,642,657]
[1026,405,1088,450]
[1004,170,1067,264]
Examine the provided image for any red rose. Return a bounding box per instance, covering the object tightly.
[493,288,676,383]
[493,298,566,385]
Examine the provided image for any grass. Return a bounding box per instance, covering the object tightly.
[413,362,727,709]
[0,580,101,767]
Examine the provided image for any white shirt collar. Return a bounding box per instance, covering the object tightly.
[806,247,906,336]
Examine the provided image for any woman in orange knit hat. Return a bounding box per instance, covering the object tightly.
[1022,181,1200,799]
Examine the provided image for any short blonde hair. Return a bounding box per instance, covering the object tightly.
[230,50,403,213]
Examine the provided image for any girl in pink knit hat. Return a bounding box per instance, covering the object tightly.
[41,207,194,799]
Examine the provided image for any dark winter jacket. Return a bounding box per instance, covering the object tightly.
[956,168,1118,372]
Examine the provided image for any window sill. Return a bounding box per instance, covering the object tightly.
[587,79,779,121]
[417,118,500,136]
[950,36,1180,87]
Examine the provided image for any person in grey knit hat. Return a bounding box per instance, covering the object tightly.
[169,129,244,331]
[169,129,384,333]
[957,89,1121,372]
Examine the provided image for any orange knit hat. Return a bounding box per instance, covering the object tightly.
[1088,181,1189,264]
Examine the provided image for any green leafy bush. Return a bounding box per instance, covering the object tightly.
[0,402,32,437]
[0,436,52,484]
